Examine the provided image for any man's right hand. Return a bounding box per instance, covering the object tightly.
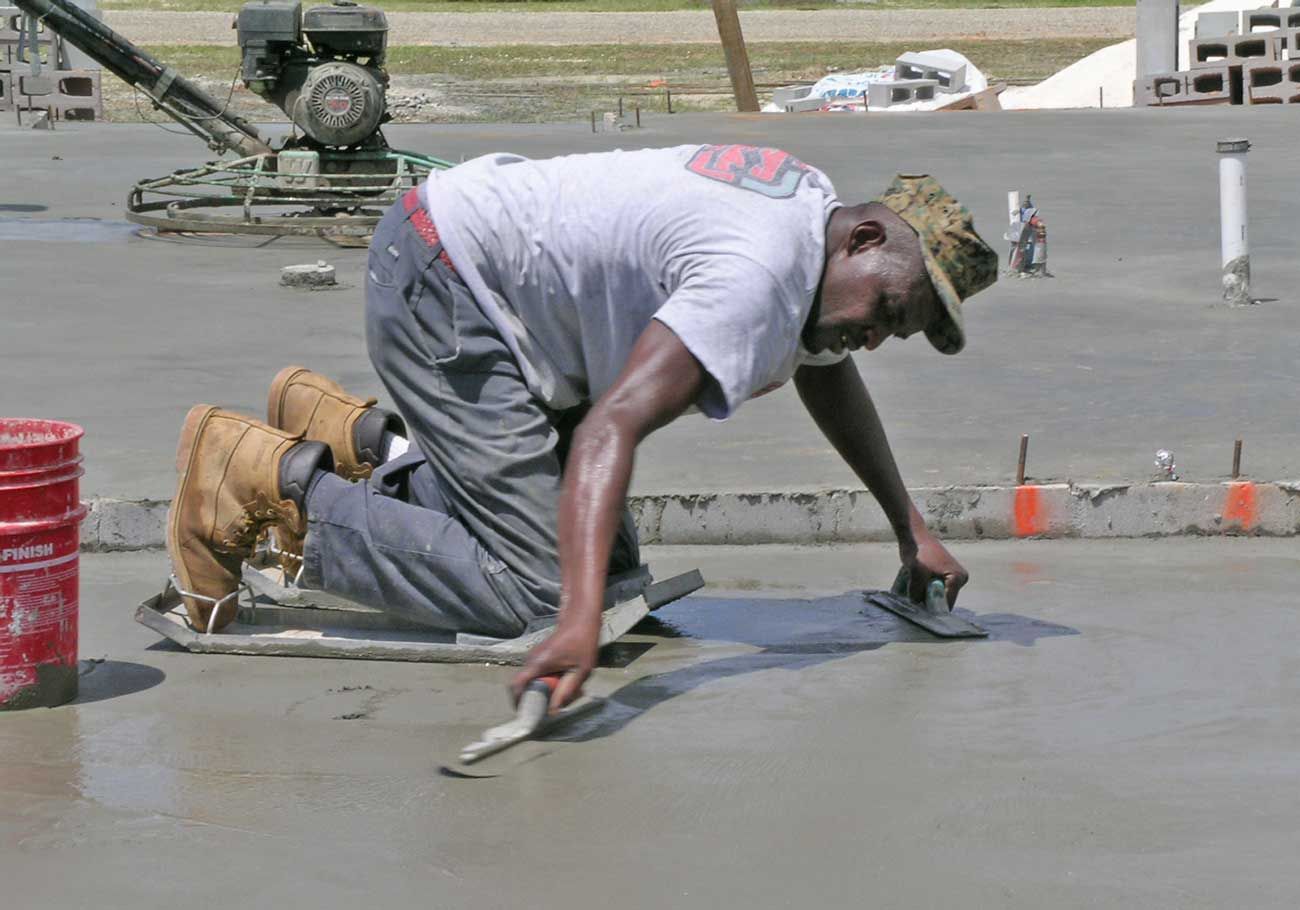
[510,620,600,712]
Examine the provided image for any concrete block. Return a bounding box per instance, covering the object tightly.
[1243,7,1300,34]
[894,51,967,93]
[782,98,825,113]
[1278,26,1300,59]
[1244,58,1300,103]
[1134,70,1188,106]
[1174,64,1236,104]
[1196,10,1241,39]
[13,67,102,120]
[1232,32,1278,63]
[1189,37,1233,67]
[1190,33,1277,68]
[867,79,939,109]
[771,85,826,113]
[0,67,10,112]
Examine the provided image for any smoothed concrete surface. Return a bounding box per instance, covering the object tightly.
[2,109,1299,502]
[2,539,1299,907]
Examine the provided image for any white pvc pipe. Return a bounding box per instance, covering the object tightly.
[1217,138,1250,306]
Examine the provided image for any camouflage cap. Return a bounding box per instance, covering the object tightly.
[874,174,998,355]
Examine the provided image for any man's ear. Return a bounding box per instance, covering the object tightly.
[849,219,887,254]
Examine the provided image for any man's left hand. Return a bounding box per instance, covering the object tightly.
[900,530,969,607]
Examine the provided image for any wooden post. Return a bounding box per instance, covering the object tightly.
[711,0,759,112]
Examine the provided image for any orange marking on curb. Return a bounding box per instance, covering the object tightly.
[1013,486,1047,537]
[1223,481,1257,529]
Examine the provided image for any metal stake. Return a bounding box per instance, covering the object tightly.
[635,103,641,127]
[1232,439,1243,479]
[1017,434,1029,485]
[667,88,673,114]
[591,110,596,133]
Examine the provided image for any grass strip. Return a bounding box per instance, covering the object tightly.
[144,38,1115,86]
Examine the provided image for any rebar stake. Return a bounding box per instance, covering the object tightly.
[1016,434,1029,485]
[1232,439,1243,479]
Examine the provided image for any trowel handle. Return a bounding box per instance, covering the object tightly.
[890,567,951,613]
[515,675,562,731]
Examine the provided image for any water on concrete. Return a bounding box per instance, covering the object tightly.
[2,539,1297,907]
[2,108,1298,501]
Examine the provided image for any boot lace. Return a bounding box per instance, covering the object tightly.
[219,491,302,553]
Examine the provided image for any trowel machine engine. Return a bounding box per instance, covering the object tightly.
[237,0,390,150]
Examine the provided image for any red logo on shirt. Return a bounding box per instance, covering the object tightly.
[685,145,812,199]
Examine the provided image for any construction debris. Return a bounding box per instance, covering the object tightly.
[281,261,337,289]
[765,49,988,114]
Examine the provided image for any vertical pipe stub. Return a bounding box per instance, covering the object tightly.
[1217,137,1251,306]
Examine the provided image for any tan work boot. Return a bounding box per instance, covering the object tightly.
[267,366,405,481]
[167,405,332,632]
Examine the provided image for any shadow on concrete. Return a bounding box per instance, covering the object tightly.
[0,203,47,213]
[0,217,140,243]
[555,592,1077,744]
[73,659,166,704]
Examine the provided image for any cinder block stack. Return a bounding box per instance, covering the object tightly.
[770,49,973,112]
[869,50,969,110]
[0,5,103,120]
[1140,7,1300,107]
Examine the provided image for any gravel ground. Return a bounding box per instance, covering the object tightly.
[103,7,1135,45]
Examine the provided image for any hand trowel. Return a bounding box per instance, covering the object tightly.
[863,567,988,638]
[439,675,605,778]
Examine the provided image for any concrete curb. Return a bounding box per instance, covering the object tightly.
[81,481,1300,551]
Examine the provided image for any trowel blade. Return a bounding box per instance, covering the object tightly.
[864,590,989,639]
[439,695,606,779]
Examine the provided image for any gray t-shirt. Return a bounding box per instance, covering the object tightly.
[421,144,845,419]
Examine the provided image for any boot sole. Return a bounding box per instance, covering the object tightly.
[167,404,235,632]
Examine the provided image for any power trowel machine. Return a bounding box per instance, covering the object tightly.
[11,0,452,237]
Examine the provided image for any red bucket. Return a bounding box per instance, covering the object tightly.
[0,418,87,710]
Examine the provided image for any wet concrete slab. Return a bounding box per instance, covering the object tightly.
[2,539,1297,907]
[2,108,1299,501]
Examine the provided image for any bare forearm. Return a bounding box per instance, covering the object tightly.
[795,359,924,545]
[555,417,637,633]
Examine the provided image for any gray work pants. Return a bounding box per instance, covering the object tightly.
[300,195,638,638]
